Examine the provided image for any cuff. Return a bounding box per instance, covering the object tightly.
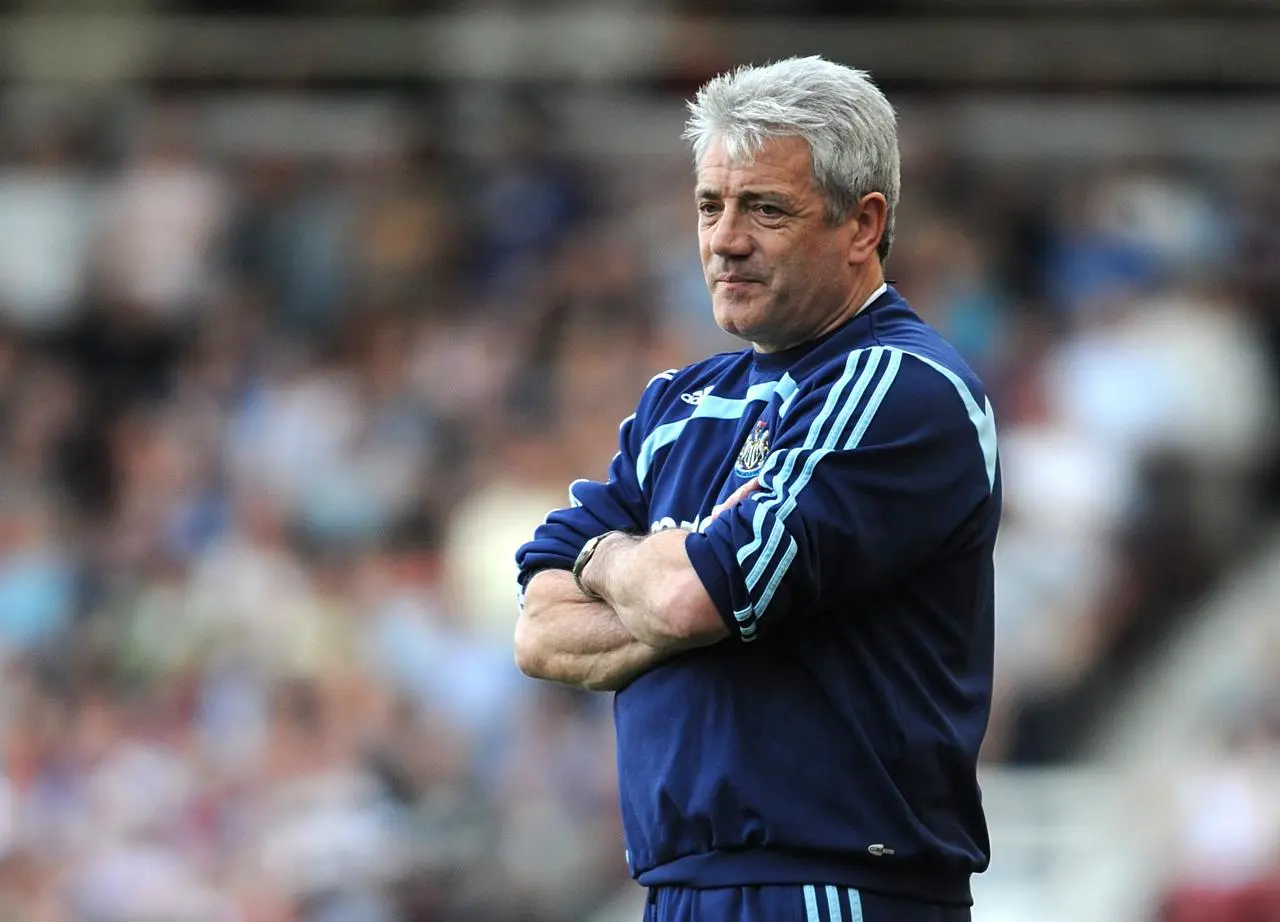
[683,531,744,641]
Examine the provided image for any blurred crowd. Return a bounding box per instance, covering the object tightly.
[0,83,1278,922]
[1155,648,1280,922]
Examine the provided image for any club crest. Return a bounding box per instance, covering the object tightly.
[734,420,771,477]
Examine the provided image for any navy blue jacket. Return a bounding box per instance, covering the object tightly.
[516,286,1000,905]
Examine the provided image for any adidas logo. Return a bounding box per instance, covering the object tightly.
[680,386,714,405]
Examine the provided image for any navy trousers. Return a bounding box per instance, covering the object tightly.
[645,885,972,922]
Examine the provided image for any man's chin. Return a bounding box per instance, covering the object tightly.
[712,305,770,344]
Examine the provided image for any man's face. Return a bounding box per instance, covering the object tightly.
[696,135,857,351]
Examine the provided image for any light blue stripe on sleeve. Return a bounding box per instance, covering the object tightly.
[841,349,902,451]
[744,348,898,594]
[741,535,796,633]
[736,347,878,572]
[827,885,844,922]
[745,348,900,619]
[848,889,864,922]
[803,885,821,922]
[897,350,998,491]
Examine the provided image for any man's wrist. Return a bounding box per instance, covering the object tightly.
[579,531,639,601]
[572,533,610,600]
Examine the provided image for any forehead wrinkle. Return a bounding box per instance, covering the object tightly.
[698,151,817,202]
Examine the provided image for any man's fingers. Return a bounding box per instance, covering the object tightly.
[709,478,763,521]
[725,478,761,506]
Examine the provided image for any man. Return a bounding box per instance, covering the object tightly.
[514,56,1000,922]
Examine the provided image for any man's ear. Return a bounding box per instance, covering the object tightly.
[847,193,887,266]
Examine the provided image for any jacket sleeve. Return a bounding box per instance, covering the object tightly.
[514,370,674,587]
[683,347,999,642]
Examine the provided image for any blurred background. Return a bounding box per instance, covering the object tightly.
[0,1,1279,921]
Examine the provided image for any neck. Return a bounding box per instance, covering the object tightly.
[753,267,887,354]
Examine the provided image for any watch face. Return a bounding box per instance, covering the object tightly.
[573,534,608,600]
[575,535,603,574]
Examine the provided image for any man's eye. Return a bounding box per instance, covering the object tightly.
[698,202,721,216]
[756,204,784,217]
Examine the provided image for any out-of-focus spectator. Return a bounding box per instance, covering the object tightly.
[1155,665,1280,922]
[0,120,97,332]
[0,493,76,657]
[95,106,228,322]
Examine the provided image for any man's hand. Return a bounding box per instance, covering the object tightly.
[515,569,672,692]
[708,477,761,523]
[581,528,730,650]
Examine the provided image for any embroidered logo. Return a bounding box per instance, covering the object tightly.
[680,386,714,405]
[734,420,771,477]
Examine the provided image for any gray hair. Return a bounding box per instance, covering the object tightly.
[684,55,901,261]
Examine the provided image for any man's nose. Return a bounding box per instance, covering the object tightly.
[708,206,753,259]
